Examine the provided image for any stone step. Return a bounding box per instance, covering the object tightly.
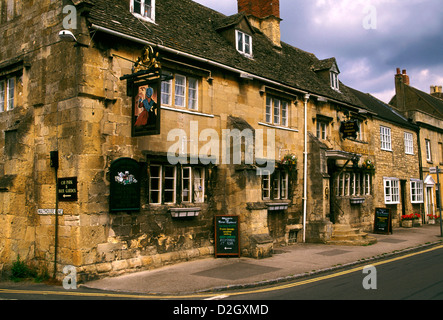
[328,224,377,246]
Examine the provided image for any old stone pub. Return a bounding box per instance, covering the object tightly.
[1,0,440,281]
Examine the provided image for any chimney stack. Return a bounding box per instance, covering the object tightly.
[238,0,282,48]
[238,0,280,19]
[430,85,443,100]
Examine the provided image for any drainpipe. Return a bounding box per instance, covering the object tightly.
[303,94,310,242]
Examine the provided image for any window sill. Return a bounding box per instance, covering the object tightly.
[265,202,289,211]
[161,106,214,118]
[258,122,299,132]
[169,207,201,218]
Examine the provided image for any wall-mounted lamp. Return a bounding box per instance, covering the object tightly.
[58,30,89,47]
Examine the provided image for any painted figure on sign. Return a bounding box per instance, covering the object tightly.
[135,86,157,128]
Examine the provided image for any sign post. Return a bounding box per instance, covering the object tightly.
[437,166,443,237]
[215,215,240,257]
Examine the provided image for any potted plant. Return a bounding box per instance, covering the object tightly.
[401,214,414,228]
[413,213,422,227]
[427,214,437,224]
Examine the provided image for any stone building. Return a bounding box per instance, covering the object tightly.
[390,69,443,223]
[0,0,424,281]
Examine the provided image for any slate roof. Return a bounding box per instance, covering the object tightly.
[348,87,417,130]
[85,0,367,109]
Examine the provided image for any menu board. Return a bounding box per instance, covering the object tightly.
[374,208,392,234]
[215,215,240,257]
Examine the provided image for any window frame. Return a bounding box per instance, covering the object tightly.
[330,71,339,91]
[235,30,253,57]
[380,126,392,151]
[0,77,15,112]
[262,169,289,200]
[410,179,424,204]
[404,132,414,155]
[425,139,432,162]
[162,73,200,111]
[130,0,155,22]
[316,121,328,140]
[384,177,400,204]
[266,95,290,127]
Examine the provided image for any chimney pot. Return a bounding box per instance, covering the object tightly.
[396,68,401,74]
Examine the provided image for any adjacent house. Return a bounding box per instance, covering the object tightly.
[390,69,443,223]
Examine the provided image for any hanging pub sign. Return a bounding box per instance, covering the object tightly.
[340,120,359,140]
[109,158,141,212]
[132,78,161,136]
[120,46,164,137]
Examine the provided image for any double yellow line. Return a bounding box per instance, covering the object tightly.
[1,244,442,300]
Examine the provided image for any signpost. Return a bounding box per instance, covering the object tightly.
[58,177,78,202]
[215,215,240,257]
[374,208,392,234]
[430,166,443,237]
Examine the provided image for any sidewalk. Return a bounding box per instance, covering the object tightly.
[83,225,443,295]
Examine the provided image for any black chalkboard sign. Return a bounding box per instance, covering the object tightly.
[215,215,240,257]
[374,208,392,234]
[110,158,141,212]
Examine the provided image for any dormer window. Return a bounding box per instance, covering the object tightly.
[130,0,155,22]
[330,71,339,91]
[236,30,252,57]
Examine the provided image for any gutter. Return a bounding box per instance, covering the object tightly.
[90,24,311,96]
[303,94,310,243]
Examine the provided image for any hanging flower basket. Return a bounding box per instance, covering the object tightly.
[361,159,375,174]
[278,154,297,172]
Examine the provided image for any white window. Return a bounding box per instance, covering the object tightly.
[163,165,176,203]
[336,172,371,197]
[262,170,288,200]
[131,0,155,22]
[317,121,327,140]
[384,178,400,204]
[0,77,14,112]
[404,132,414,155]
[193,167,205,203]
[149,165,162,204]
[380,126,392,151]
[330,72,339,90]
[174,74,186,107]
[262,170,271,200]
[266,96,290,127]
[149,164,176,204]
[182,167,192,202]
[425,139,432,162]
[182,167,205,203]
[161,72,172,105]
[236,30,252,57]
[410,179,424,204]
[187,77,198,110]
[363,173,371,196]
[162,73,199,110]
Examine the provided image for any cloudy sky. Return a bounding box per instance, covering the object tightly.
[194,0,443,103]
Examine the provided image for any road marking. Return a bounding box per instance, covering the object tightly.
[204,294,229,300]
[1,244,442,299]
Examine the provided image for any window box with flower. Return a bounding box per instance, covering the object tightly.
[401,213,421,228]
